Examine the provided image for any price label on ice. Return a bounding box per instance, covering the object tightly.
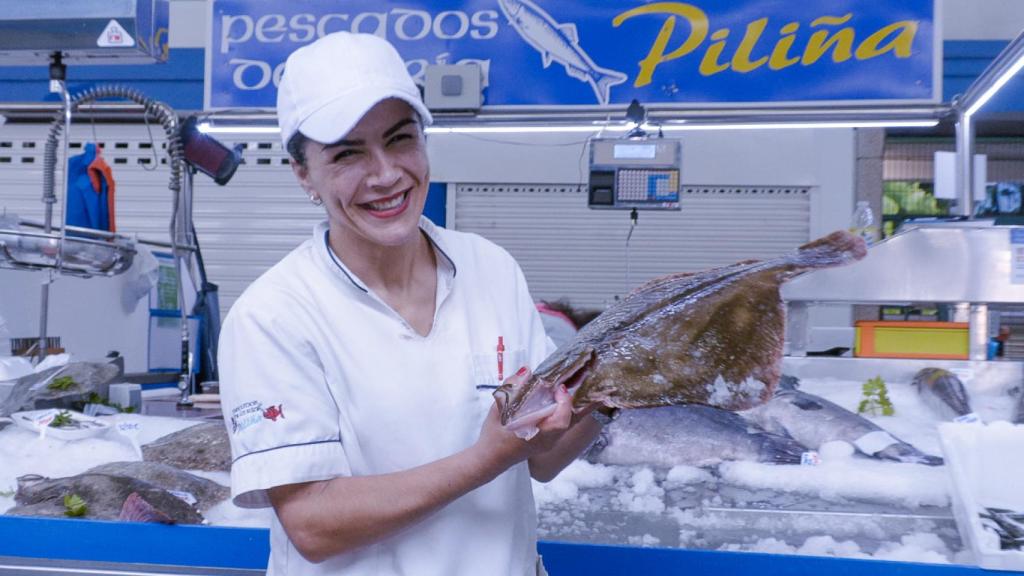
[1011,229,1024,284]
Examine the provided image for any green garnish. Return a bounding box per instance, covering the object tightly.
[49,411,75,428]
[63,494,87,517]
[858,376,895,416]
[47,376,76,391]
[71,393,133,413]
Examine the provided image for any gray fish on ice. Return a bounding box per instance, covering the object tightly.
[86,461,229,512]
[585,404,810,468]
[912,368,973,419]
[142,421,231,472]
[0,361,120,417]
[741,377,943,466]
[8,472,204,524]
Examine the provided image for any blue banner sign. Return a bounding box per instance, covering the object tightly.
[206,0,938,109]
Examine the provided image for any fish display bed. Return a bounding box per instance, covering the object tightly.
[0,374,1019,567]
[532,375,1019,565]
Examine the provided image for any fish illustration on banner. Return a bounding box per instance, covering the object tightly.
[497,0,627,105]
[207,0,937,109]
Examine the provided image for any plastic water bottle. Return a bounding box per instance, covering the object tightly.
[850,201,880,246]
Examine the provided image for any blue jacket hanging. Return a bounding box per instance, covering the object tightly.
[66,143,117,232]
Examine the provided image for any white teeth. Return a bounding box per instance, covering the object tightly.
[367,192,405,211]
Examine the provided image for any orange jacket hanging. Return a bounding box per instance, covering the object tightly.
[88,146,116,232]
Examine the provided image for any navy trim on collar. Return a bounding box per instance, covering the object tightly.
[323,229,369,293]
[423,230,457,277]
[323,222,457,289]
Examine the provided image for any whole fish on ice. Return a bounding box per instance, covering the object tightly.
[9,469,206,524]
[585,404,810,468]
[741,377,944,466]
[495,231,867,439]
[912,367,973,420]
[142,421,231,472]
[498,0,627,105]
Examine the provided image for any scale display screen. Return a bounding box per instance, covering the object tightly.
[588,138,681,210]
[613,143,658,160]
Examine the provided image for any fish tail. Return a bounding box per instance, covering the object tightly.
[588,67,628,105]
[876,443,944,466]
[119,492,175,524]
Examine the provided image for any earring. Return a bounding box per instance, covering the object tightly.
[309,195,323,207]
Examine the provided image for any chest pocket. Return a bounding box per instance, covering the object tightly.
[470,345,528,426]
[470,346,528,390]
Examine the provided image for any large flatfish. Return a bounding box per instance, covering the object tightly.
[495,231,867,437]
[8,472,204,523]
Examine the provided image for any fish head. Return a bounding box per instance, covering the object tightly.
[497,0,524,19]
[494,346,595,438]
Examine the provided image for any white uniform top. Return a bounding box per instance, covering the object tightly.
[219,217,553,576]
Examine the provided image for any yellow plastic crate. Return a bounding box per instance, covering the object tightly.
[854,321,969,360]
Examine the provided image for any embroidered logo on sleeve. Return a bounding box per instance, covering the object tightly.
[262,404,285,422]
[231,400,283,434]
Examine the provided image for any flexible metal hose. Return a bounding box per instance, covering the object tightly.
[42,84,183,208]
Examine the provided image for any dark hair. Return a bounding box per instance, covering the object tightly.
[285,107,426,167]
[286,131,312,166]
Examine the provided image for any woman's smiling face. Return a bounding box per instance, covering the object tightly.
[293,98,429,249]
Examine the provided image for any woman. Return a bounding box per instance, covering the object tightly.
[218,32,607,576]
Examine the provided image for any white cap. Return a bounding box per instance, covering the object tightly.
[276,32,433,150]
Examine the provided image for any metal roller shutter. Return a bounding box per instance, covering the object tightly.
[453,183,812,309]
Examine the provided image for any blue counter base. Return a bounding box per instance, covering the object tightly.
[0,516,1019,575]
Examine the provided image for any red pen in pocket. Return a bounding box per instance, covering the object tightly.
[496,336,505,382]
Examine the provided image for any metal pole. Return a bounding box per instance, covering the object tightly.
[969,304,990,361]
[956,29,1024,116]
[954,111,974,218]
[785,302,809,357]
[36,74,72,363]
[175,167,194,408]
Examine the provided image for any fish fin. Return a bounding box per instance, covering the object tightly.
[755,433,808,465]
[876,443,944,466]
[778,375,801,391]
[792,230,868,270]
[541,51,552,68]
[581,427,610,463]
[119,492,175,524]
[515,425,540,440]
[559,23,579,43]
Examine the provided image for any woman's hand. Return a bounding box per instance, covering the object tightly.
[475,384,575,472]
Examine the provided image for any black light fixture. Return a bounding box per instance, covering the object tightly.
[179,115,243,185]
[625,99,647,138]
